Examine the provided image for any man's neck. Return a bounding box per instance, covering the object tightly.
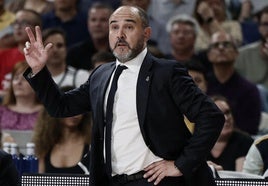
[171,49,194,61]
[213,63,235,83]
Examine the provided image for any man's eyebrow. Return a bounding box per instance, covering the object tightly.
[110,19,137,24]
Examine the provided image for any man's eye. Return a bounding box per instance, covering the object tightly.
[90,18,97,22]
[56,43,64,48]
[111,25,118,30]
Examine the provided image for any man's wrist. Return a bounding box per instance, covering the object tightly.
[174,163,180,171]
[27,71,36,78]
[174,163,183,176]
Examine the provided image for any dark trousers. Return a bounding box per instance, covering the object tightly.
[110,176,185,186]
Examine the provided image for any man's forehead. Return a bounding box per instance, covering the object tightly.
[109,6,139,23]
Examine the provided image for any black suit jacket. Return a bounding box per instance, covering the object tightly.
[24,52,224,186]
[0,150,19,186]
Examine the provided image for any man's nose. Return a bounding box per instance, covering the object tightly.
[117,28,126,39]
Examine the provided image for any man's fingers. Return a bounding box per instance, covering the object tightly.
[35,26,43,44]
[25,27,36,43]
[44,43,53,52]
[154,172,165,185]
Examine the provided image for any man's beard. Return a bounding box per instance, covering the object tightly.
[112,38,145,63]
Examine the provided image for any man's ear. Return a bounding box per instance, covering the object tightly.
[144,27,152,42]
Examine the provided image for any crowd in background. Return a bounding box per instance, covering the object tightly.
[0,0,268,178]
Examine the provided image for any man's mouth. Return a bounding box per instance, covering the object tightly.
[117,43,127,46]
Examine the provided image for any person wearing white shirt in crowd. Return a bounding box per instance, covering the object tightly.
[42,27,89,88]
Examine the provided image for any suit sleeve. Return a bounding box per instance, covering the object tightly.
[23,66,91,117]
[170,63,225,177]
[0,151,19,186]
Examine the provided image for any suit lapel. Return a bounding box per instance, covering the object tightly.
[137,53,153,131]
[96,62,116,133]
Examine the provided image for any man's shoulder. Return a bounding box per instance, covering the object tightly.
[234,72,259,90]
[157,58,187,72]
[150,54,182,66]
[239,41,261,53]
[90,62,114,76]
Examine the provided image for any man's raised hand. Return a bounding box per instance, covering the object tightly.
[23,26,53,74]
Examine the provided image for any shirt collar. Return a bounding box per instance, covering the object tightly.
[116,47,147,72]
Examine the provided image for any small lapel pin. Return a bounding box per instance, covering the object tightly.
[146,76,150,82]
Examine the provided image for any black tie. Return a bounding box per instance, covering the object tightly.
[105,65,127,175]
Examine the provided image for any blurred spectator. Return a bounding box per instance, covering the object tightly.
[41,0,90,49]
[0,9,42,97]
[193,0,242,51]
[227,0,261,45]
[67,2,113,70]
[0,0,15,30]
[42,28,90,88]
[6,0,54,15]
[226,0,262,46]
[184,60,208,133]
[166,14,213,75]
[240,20,261,46]
[91,51,115,69]
[235,6,268,90]
[0,0,16,49]
[32,88,91,174]
[207,31,261,135]
[243,134,268,175]
[121,0,171,55]
[0,62,42,147]
[148,0,196,27]
[0,62,42,130]
[251,0,268,16]
[83,0,121,11]
[147,45,165,58]
[208,95,253,171]
[166,14,199,62]
[78,0,121,14]
[226,0,252,22]
[185,59,208,93]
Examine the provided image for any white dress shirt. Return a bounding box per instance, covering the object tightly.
[104,48,162,175]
